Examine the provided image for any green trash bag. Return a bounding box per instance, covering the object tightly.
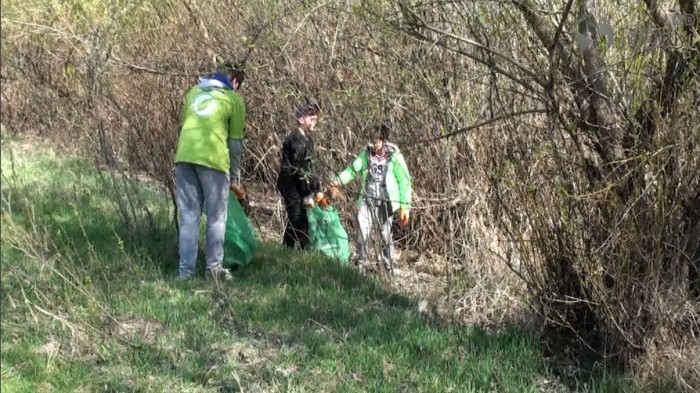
[223,192,259,268]
[306,205,350,265]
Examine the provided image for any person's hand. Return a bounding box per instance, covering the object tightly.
[398,208,409,226]
[326,184,342,200]
[315,192,330,208]
[230,184,246,201]
[303,195,315,208]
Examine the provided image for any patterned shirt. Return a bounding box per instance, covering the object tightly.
[365,148,390,201]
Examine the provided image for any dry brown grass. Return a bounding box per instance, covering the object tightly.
[2,0,699,389]
[634,338,700,392]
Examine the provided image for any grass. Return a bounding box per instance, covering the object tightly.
[0,134,632,392]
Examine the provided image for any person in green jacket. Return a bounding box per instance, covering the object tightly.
[174,63,246,280]
[329,124,412,272]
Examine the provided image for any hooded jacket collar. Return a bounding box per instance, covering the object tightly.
[198,73,234,90]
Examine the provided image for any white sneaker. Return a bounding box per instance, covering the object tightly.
[205,267,233,281]
[381,262,394,274]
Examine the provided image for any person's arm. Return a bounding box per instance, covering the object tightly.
[392,149,412,211]
[294,138,315,197]
[279,135,296,179]
[180,88,193,124]
[308,139,321,194]
[335,149,367,186]
[289,134,308,179]
[228,139,242,184]
[227,94,246,183]
[228,94,246,140]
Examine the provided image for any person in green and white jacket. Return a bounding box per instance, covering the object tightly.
[329,124,412,272]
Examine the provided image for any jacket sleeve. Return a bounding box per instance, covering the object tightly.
[308,152,321,195]
[336,149,367,186]
[299,139,321,196]
[279,135,297,180]
[181,89,192,123]
[306,172,321,195]
[228,138,242,183]
[392,149,412,211]
[228,94,246,140]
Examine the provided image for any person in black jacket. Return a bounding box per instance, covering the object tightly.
[276,101,323,249]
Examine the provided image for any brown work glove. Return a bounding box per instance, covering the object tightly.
[398,208,409,226]
[326,183,342,200]
[230,184,246,201]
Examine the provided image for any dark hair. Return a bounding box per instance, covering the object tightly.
[369,124,391,141]
[295,98,320,118]
[219,61,246,86]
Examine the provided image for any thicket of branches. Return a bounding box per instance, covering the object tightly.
[2,0,698,390]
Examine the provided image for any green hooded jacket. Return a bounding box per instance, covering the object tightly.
[175,84,246,173]
[336,142,412,213]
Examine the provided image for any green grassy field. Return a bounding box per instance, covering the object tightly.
[0,135,630,392]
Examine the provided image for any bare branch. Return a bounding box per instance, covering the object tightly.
[404,108,547,146]
[512,0,572,61]
[428,39,543,94]
[631,0,699,147]
[551,0,576,54]
[576,0,625,162]
[397,2,546,87]
[388,25,540,95]
[510,0,583,109]
[643,0,672,27]
[109,56,194,77]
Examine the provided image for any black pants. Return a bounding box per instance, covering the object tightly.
[279,189,310,250]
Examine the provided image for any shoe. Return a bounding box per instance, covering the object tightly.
[205,267,233,281]
[381,262,393,273]
[355,259,367,274]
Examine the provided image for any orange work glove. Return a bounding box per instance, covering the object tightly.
[398,208,409,226]
[230,184,246,201]
[314,192,330,208]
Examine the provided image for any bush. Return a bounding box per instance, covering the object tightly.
[2,0,698,389]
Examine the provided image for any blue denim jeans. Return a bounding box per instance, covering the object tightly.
[176,163,229,278]
[356,199,394,268]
